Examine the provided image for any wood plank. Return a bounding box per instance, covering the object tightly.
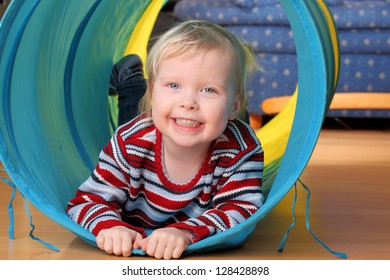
[262,92,390,115]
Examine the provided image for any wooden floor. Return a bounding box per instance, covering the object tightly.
[1,126,390,260]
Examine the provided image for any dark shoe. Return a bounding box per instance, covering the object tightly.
[109,54,144,96]
[109,54,147,126]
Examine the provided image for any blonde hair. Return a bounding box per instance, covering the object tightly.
[138,20,261,119]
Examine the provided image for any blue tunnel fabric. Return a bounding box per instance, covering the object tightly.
[0,0,338,255]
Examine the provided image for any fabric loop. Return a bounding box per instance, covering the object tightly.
[1,172,16,240]
[277,184,298,252]
[278,180,348,259]
[299,179,348,259]
[1,170,59,252]
[20,193,60,252]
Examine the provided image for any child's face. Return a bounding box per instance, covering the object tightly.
[151,49,239,151]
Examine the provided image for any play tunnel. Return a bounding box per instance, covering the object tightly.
[0,0,344,257]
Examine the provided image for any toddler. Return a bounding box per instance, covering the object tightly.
[67,20,264,260]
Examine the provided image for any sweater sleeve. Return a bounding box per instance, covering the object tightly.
[66,129,146,237]
[167,143,264,243]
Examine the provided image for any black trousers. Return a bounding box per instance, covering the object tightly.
[117,78,147,126]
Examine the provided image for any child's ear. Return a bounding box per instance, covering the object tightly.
[228,99,240,120]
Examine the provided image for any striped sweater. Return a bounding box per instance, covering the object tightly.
[67,115,264,243]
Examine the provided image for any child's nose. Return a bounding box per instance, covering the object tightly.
[180,91,199,110]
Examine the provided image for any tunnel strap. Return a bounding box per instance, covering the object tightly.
[277,184,298,252]
[278,179,348,259]
[1,170,59,252]
[20,191,60,252]
[1,170,16,239]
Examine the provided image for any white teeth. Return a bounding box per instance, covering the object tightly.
[175,118,200,127]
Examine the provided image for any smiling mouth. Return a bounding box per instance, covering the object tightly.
[175,118,201,128]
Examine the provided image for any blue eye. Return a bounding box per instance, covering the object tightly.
[202,87,216,94]
[168,83,180,89]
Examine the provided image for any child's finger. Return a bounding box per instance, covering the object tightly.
[154,240,168,259]
[134,232,143,243]
[163,243,176,260]
[102,236,114,254]
[112,236,125,256]
[120,234,133,257]
[171,244,186,259]
[145,237,159,258]
[96,234,105,250]
[132,235,143,250]
[140,237,149,252]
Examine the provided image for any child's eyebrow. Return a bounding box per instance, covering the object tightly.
[155,75,180,83]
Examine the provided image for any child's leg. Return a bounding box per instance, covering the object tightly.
[109,54,146,126]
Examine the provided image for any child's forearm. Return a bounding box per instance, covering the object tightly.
[67,200,146,236]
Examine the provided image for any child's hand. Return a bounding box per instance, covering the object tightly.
[134,228,193,259]
[96,226,143,257]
